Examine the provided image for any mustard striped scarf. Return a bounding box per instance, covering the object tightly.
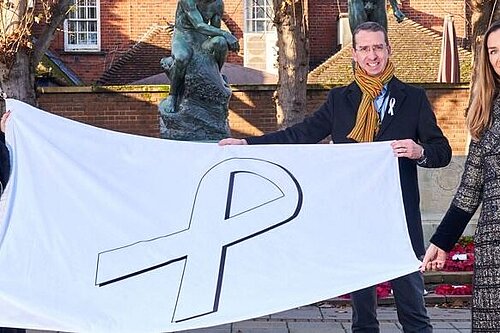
[347,61,395,142]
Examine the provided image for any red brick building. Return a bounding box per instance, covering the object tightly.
[44,0,472,85]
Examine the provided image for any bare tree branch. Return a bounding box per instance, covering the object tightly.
[33,0,71,66]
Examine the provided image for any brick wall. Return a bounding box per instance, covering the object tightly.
[45,0,244,84]
[47,0,180,83]
[37,1,470,84]
[222,1,245,65]
[37,86,166,138]
[307,0,347,67]
[37,84,470,155]
[425,85,469,154]
[307,0,469,67]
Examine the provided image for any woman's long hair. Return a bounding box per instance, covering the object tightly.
[468,21,500,141]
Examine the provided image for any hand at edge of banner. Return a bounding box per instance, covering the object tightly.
[1,110,11,133]
[420,243,447,272]
[218,138,248,146]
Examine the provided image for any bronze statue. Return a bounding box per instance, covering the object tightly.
[348,0,405,33]
[160,0,239,115]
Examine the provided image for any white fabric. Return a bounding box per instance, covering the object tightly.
[0,99,421,333]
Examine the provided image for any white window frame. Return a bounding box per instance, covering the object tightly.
[64,0,101,52]
[243,0,278,74]
[244,0,274,33]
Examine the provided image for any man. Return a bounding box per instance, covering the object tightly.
[220,21,451,332]
[160,0,240,114]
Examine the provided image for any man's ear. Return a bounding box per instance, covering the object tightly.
[351,48,357,62]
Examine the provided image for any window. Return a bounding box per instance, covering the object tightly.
[245,0,274,33]
[244,0,277,74]
[64,0,100,52]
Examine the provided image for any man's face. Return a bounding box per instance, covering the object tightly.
[352,30,391,76]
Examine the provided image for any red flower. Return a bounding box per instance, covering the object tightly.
[443,241,474,272]
[337,282,393,299]
[376,282,392,298]
[434,284,472,295]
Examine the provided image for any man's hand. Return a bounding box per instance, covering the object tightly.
[223,32,240,52]
[391,139,424,160]
[1,111,11,133]
[420,243,447,272]
[218,138,247,146]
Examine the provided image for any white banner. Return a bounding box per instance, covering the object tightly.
[0,99,420,333]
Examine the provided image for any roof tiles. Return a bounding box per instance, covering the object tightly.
[308,17,472,84]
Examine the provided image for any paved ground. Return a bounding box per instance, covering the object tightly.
[23,272,473,333]
[175,304,471,333]
[26,304,471,333]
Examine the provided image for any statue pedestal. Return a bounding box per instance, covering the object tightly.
[159,51,232,141]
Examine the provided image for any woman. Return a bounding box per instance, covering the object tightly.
[422,21,500,330]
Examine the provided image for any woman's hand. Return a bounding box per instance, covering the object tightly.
[1,110,11,133]
[420,243,447,272]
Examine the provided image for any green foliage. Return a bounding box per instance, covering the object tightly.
[458,235,474,247]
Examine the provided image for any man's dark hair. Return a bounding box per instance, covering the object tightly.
[352,21,390,48]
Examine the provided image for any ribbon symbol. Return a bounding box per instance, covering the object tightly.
[388,97,396,116]
[94,158,303,322]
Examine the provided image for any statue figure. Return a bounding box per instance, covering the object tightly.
[159,0,240,141]
[348,0,405,33]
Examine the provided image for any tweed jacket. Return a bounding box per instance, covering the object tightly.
[247,77,452,257]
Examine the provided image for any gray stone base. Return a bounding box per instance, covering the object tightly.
[418,156,477,245]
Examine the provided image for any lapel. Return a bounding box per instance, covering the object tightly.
[345,82,362,117]
[376,77,407,139]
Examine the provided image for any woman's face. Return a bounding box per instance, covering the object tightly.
[487,29,500,77]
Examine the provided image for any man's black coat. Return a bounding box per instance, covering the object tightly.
[246,77,452,257]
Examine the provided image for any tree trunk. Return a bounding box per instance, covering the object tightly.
[0,51,36,105]
[273,0,309,129]
[0,0,71,107]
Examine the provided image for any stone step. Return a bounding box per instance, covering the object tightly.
[324,294,471,307]
[322,271,473,307]
[424,271,472,285]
